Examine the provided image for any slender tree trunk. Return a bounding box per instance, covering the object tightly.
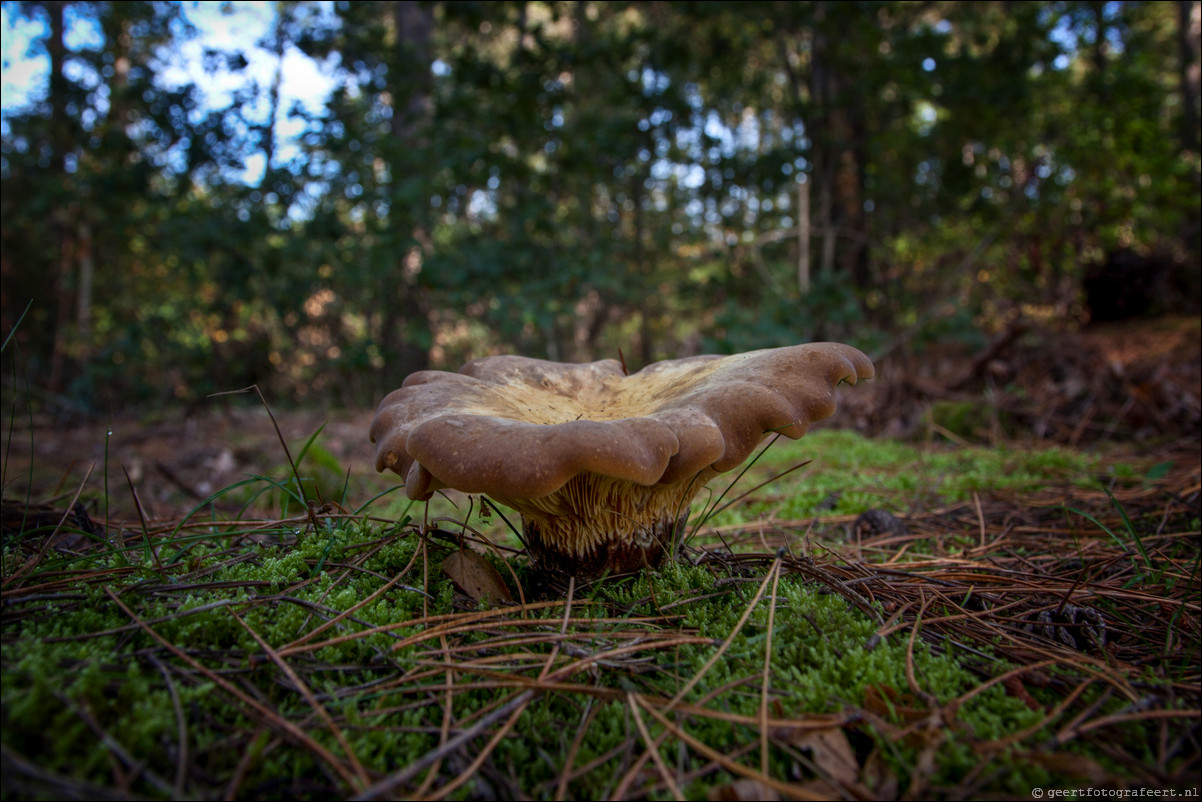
[810,4,841,279]
[843,112,869,288]
[1179,2,1201,157]
[798,177,811,295]
[819,173,836,277]
[45,0,72,392]
[808,3,869,289]
[385,0,434,381]
[262,6,285,185]
[630,173,653,367]
[1179,1,1202,256]
[76,223,94,348]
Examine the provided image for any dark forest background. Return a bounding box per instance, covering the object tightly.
[2,0,1199,415]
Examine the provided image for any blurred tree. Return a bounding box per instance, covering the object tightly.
[2,1,204,400]
[428,1,708,365]
[290,0,438,397]
[2,1,1197,411]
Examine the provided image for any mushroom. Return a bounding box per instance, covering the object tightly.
[370,343,873,581]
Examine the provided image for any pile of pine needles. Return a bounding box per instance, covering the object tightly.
[2,439,1199,800]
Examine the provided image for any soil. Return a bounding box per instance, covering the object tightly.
[3,317,1199,525]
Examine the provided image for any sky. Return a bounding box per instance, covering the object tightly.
[0,0,337,181]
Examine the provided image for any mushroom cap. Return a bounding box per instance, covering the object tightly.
[370,343,873,501]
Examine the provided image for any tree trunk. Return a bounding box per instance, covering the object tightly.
[76,223,94,350]
[808,3,867,289]
[1179,2,1201,159]
[798,177,811,295]
[385,0,435,381]
[262,7,286,185]
[45,0,72,392]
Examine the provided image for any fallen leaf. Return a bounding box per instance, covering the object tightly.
[1029,752,1111,784]
[1002,675,1043,711]
[787,726,860,788]
[860,749,900,800]
[863,684,930,724]
[707,778,781,801]
[442,549,513,606]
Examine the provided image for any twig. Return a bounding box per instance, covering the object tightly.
[760,557,782,776]
[148,655,189,799]
[628,692,685,801]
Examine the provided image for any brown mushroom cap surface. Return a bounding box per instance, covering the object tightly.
[370,342,873,577]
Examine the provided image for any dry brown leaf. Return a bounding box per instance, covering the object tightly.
[860,749,900,800]
[441,549,513,606]
[1002,675,1043,711]
[1028,751,1112,784]
[707,777,782,801]
[786,726,861,789]
[863,684,930,724]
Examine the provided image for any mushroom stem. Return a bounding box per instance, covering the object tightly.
[492,472,714,580]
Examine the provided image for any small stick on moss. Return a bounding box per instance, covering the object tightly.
[554,700,597,801]
[3,463,95,589]
[628,691,685,801]
[760,555,782,776]
[148,654,189,799]
[635,695,830,801]
[412,632,456,798]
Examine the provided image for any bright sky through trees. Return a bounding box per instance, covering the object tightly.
[1,0,336,181]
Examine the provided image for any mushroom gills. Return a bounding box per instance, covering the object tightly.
[492,471,714,577]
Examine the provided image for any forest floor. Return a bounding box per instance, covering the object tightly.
[2,316,1199,800]
[6,316,1200,526]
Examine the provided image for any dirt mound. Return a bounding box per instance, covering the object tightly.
[841,316,1201,445]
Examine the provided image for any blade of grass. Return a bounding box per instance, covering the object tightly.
[0,299,33,353]
[209,385,320,530]
[760,555,782,776]
[689,434,783,536]
[124,464,163,575]
[2,463,98,588]
[479,496,527,550]
[1102,485,1153,568]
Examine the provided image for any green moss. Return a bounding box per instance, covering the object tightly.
[1,506,1181,799]
[700,429,1101,527]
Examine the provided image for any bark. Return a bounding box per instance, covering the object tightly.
[1179,2,1201,157]
[808,3,868,288]
[384,0,435,381]
[262,8,286,183]
[45,0,71,392]
[798,176,811,295]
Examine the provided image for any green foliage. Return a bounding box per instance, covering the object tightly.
[704,269,877,354]
[2,1,1198,411]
